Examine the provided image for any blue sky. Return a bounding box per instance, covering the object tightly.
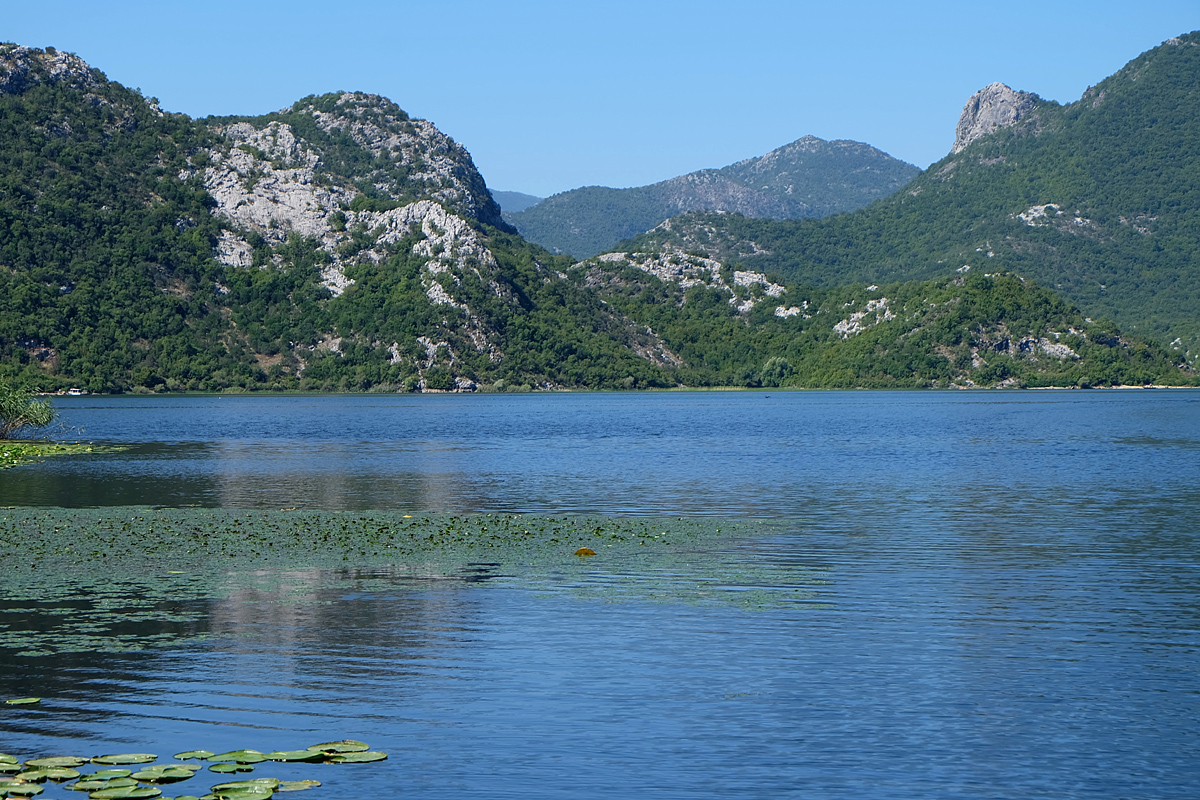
[6,1,1197,196]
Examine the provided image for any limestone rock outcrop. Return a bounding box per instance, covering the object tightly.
[192,99,522,365]
[587,247,787,316]
[0,44,101,95]
[952,82,1039,154]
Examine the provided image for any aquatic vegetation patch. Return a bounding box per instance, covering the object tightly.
[0,442,117,471]
[0,509,826,657]
[0,741,374,799]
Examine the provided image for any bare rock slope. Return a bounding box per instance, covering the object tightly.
[952,82,1040,154]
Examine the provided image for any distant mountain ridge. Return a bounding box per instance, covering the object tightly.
[491,190,543,213]
[503,136,920,257]
[623,32,1200,359]
[0,39,1192,393]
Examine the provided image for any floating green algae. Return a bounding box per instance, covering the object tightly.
[0,442,123,471]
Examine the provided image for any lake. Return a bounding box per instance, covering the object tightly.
[2,391,1199,798]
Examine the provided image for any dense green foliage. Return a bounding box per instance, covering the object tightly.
[506,137,919,258]
[265,229,682,391]
[571,261,1193,388]
[506,185,689,258]
[0,42,1192,393]
[0,52,265,392]
[626,33,1200,358]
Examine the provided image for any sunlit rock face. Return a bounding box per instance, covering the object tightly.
[952,82,1039,154]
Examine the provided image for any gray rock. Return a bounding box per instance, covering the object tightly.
[952,82,1039,154]
[0,44,101,95]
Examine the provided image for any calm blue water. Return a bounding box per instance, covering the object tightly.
[2,391,1199,798]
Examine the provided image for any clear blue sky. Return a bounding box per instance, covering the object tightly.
[6,1,1197,196]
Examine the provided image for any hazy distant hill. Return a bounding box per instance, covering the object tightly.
[491,190,543,213]
[504,136,920,258]
[625,33,1200,359]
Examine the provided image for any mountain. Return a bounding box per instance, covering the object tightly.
[503,136,920,258]
[0,44,682,392]
[0,42,1192,393]
[491,190,543,213]
[622,33,1200,361]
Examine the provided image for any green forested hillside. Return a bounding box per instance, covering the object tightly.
[626,33,1200,358]
[566,253,1192,388]
[0,42,1192,394]
[0,48,673,392]
[0,47,255,391]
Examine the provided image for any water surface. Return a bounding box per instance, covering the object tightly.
[2,391,1198,798]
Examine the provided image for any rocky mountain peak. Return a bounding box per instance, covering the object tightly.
[952,82,1040,154]
[0,43,103,96]
[285,91,506,229]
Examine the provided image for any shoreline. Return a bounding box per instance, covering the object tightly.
[37,383,1200,397]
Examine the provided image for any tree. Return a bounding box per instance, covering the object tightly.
[0,381,56,439]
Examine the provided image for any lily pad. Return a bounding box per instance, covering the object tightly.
[5,697,41,706]
[1,783,44,797]
[88,787,162,799]
[84,771,134,781]
[48,767,83,781]
[263,752,322,763]
[0,756,18,765]
[26,757,87,769]
[130,767,195,784]
[0,765,22,775]
[206,765,240,775]
[172,753,214,762]
[305,740,368,754]
[73,780,117,792]
[74,778,138,792]
[92,755,157,766]
[275,781,319,793]
[326,751,387,764]
[201,790,272,800]
[209,780,278,791]
[17,767,80,782]
[206,752,265,765]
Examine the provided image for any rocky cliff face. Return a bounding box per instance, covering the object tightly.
[952,82,1040,154]
[188,95,525,378]
[295,92,506,228]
